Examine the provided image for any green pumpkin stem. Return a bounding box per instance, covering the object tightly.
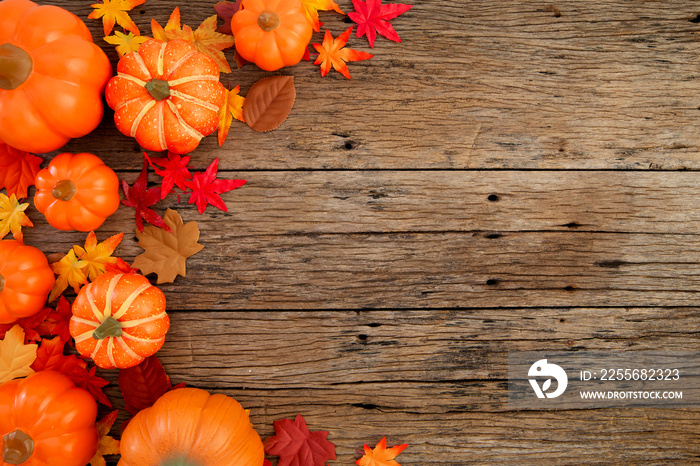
[2,430,34,465]
[51,179,76,201]
[257,10,280,31]
[0,44,33,90]
[93,316,123,340]
[146,78,171,100]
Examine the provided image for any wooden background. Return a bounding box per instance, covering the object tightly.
[30,0,700,463]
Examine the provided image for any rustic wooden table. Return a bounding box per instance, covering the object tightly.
[32,0,700,463]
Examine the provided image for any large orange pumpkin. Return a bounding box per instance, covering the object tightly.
[231,0,313,71]
[0,370,98,466]
[0,0,111,153]
[69,272,169,369]
[34,152,120,232]
[0,240,54,324]
[119,387,264,466]
[105,38,226,154]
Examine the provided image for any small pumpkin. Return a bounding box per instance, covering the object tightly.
[34,152,120,232]
[231,0,313,71]
[119,387,264,466]
[0,0,111,153]
[105,39,226,154]
[0,240,54,324]
[69,272,169,369]
[0,370,98,466]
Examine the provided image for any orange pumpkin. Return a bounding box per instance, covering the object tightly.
[0,240,54,324]
[231,0,313,71]
[69,272,169,369]
[119,387,264,466]
[105,39,226,154]
[0,0,111,153]
[34,152,120,232]
[0,370,98,466]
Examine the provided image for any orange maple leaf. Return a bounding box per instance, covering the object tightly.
[0,142,42,199]
[300,0,344,32]
[89,0,145,37]
[218,85,245,146]
[103,31,148,57]
[312,27,373,79]
[73,231,124,281]
[89,410,120,466]
[0,326,37,384]
[356,437,408,466]
[49,249,87,303]
[152,8,236,73]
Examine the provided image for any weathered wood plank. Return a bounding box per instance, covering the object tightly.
[97,309,700,464]
[41,0,700,170]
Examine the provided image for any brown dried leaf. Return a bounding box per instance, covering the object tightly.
[132,209,204,284]
[243,76,296,132]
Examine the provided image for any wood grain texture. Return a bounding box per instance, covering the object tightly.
[99,309,700,464]
[44,0,700,170]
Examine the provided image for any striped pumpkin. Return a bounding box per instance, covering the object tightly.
[69,272,169,369]
[104,38,226,154]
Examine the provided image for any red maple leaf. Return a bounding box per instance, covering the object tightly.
[144,151,193,200]
[348,0,412,48]
[264,414,336,466]
[313,28,373,79]
[121,157,170,232]
[105,257,140,274]
[0,142,43,199]
[183,158,246,214]
[0,306,51,343]
[35,295,73,344]
[72,364,112,407]
[118,354,182,415]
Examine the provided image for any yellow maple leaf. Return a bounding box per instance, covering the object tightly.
[356,437,408,466]
[300,0,344,32]
[0,193,32,243]
[73,231,124,281]
[152,8,235,73]
[132,209,204,284]
[217,85,245,146]
[89,410,120,466]
[104,30,148,57]
[89,0,145,37]
[0,325,37,384]
[49,249,87,302]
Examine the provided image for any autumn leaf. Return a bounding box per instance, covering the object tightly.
[73,231,124,281]
[119,355,180,415]
[264,414,336,466]
[49,249,88,302]
[0,193,32,243]
[72,365,112,407]
[214,0,242,34]
[218,85,245,146]
[152,8,236,73]
[243,76,295,133]
[356,437,408,466]
[122,157,170,233]
[0,142,42,199]
[31,336,86,375]
[300,0,344,32]
[35,296,73,344]
[313,27,373,79]
[105,257,140,275]
[184,158,246,214]
[132,209,203,284]
[103,30,148,57]
[144,152,193,200]
[0,307,51,344]
[0,325,37,383]
[89,0,145,37]
[348,0,412,48]
[89,410,121,466]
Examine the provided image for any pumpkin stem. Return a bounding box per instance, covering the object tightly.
[146,78,171,100]
[2,430,34,465]
[0,44,33,90]
[257,10,280,31]
[0,274,4,293]
[51,179,76,201]
[93,315,123,340]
